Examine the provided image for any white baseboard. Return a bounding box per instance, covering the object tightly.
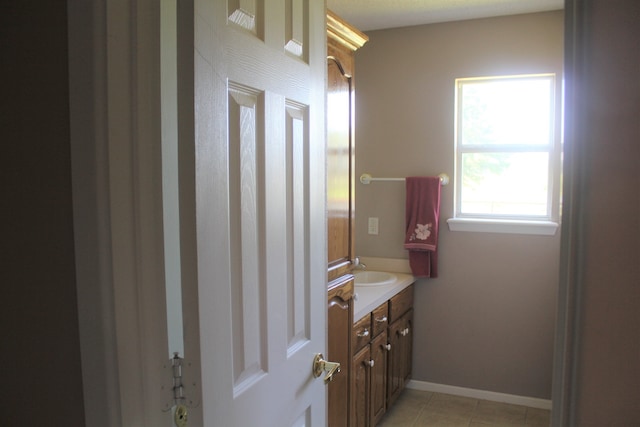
[407,380,552,410]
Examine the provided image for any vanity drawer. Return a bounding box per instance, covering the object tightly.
[389,285,413,323]
[353,315,372,353]
[371,302,389,337]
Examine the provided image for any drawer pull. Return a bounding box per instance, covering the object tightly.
[357,329,370,338]
[375,316,388,323]
[369,359,375,367]
[385,343,391,351]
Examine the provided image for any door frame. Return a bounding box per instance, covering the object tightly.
[551,0,587,425]
[69,1,591,426]
[69,0,178,425]
[70,0,326,426]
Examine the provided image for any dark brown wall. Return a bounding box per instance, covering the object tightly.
[566,0,640,423]
[1,3,86,426]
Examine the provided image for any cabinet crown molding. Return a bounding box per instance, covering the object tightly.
[327,10,369,51]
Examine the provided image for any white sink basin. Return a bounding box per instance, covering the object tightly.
[354,271,397,287]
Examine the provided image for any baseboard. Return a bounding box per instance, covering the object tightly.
[407,380,552,410]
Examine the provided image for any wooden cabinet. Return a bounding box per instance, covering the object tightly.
[387,287,414,408]
[326,10,368,283]
[327,11,368,427]
[352,343,371,427]
[351,303,388,427]
[351,329,389,427]
[350,285,414,427]
[328,277,354,427]
[370,330,389,425]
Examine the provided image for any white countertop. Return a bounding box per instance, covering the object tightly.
[353,272,415,322]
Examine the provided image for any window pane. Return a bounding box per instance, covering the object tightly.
[460,152,549,216]
[461,78,552,146]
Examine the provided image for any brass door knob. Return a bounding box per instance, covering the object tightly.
[313,353,341,384]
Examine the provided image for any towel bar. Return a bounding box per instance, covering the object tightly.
[359,173,449,186]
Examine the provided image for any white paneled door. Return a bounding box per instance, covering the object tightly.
[93,1,327,425]
[191,1,327,426]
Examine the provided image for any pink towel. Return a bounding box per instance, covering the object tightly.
[404,177,441,278]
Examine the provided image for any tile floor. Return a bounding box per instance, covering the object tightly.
[378,389,550,427]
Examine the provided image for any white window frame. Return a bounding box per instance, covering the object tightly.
[447,74,560,236]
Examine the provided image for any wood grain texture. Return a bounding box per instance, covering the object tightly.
[328,277,354,427]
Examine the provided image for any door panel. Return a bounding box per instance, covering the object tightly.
[285,101,311,351]
[73,0,323,425]
[227,83,267,391]
[193,1,326,426]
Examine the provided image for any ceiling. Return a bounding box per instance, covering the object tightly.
[326,0,564,31]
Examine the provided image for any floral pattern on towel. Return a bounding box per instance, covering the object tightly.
[409,223,432,241]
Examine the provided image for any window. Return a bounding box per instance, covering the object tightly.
[448,74,560,235]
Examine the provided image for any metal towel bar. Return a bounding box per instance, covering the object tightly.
[359,173,449,186]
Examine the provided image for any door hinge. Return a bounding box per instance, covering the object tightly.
[172,352,186,403]
[163,353,200,415]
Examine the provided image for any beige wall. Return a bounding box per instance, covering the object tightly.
[354,11,563,399]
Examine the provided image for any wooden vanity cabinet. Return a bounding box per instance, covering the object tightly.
[350,284,414,426]
[351,329,389,427]
[351,281,416,426]
[352,302,388,427]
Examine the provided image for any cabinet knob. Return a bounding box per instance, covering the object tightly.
[369,359,375,367]
[385,343,391,351]
[375,316,388,323]
[357,329,370,338]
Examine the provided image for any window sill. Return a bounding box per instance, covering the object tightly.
[446,218,559,236]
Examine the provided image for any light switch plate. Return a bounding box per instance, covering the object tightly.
[368,217,379,235]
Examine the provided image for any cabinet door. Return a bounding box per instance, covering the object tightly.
[352,345,371,427]
[402,310,414,386]
[327,49,355,282]
[326,12,367,282]
[370,331,388,426]
[387,309,413,407]
[328,278,354,427]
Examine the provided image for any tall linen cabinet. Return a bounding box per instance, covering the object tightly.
[326,10,368,427]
